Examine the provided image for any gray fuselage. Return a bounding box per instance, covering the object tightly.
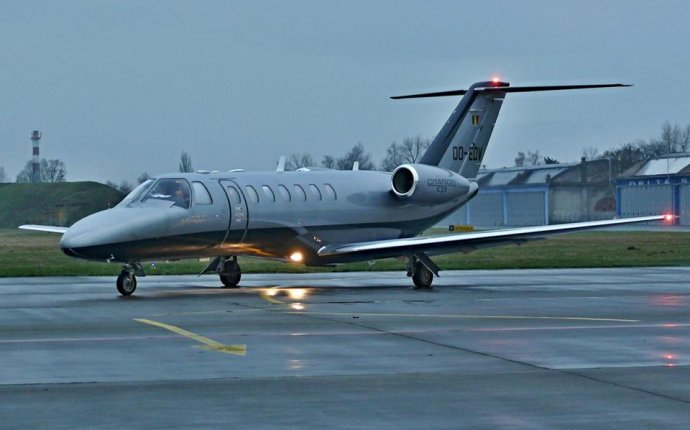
[59,169,475,265]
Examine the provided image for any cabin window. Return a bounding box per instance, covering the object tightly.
[192,182,213,205]
[293,184,306,201]
[323,183,337,200]
[142,178,191,209]
[308,184,322,201]
[245,185,259,203]
[277,184,291,201]
[262,185,275,202]
[226,186,241,204]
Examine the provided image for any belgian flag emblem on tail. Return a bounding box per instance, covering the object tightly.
[472,114,480,125]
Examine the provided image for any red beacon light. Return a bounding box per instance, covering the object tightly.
[663,213,674,223]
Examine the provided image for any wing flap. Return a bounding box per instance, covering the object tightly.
[318,216,666,258]
[19,225,68,234]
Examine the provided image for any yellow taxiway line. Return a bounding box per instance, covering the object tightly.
[259,289,284,304]
[134,318,246,356]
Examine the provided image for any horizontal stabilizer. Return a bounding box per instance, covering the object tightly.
[392,83,631,99]
[391,89,467,99]
[19,224,68,234]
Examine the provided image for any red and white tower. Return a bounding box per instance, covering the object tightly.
[31,130,41,183]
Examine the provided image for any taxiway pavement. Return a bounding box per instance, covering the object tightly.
[1,268,690,428]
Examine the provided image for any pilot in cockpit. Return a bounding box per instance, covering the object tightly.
[171,182,190,208]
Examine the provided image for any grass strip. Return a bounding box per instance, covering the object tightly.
[1,229,688,277]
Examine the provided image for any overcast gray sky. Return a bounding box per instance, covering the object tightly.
[2,0,690,183]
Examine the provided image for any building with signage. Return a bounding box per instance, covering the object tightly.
[441,159,615,227]
[616,153,690,225]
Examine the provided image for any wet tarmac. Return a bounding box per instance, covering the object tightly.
[1,268,690,428]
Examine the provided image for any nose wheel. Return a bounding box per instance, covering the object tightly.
[116,269,137,296]
[219,256,241,288]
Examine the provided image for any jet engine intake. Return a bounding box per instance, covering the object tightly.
[390,164,471,205]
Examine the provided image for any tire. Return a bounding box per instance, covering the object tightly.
[116,270,137,296]
[220,263,241,288]
[412,262,433,289]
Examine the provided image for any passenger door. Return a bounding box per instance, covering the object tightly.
[219,180,249,244]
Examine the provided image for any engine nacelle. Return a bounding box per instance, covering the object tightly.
[390,164,472,205]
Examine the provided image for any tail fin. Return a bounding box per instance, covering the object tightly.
[393,81,630,179]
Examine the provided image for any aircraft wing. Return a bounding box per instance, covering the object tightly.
[317,215,667,260]
[19,225,68,234]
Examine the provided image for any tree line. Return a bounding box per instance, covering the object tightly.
[2,121,688,191]
[514,121,690,176]
[601,122,690,176]
[0,159,68,184]
[283,137,431,172]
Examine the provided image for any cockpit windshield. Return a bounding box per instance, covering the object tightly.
[116,179,155,208]
[141,178,191,209]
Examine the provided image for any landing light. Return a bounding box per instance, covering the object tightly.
[291,303,305,311]
[287,289,307,300]
[289,251,304,263]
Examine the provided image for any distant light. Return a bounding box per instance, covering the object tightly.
[291,303,305,311]
[289,251,304,263]
[288,289,307,300]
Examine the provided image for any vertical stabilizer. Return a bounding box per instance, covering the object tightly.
[392,81,630,180]
[418,81,507,179]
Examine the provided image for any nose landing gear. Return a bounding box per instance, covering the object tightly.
[218,256,242,288]
[116,269,137,296]
[116,263,144,296]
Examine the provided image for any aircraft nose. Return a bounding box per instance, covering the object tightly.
[59,226,91,258]
[59,217,105,259]
[59,209,143,261]
[59,207,174,261]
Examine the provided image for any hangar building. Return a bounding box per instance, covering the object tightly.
[442,160,615,227]
[616,153,690,225]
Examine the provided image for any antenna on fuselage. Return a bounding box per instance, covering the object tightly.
[276,156,286,172]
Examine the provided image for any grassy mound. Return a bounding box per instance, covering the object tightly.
[0,182,124,228]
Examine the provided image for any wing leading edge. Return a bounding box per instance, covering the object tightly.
[19,225,68,234]
[317,216,667,259]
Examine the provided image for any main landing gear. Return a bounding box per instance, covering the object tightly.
[406,253,440,289]
[218,256,242,288]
